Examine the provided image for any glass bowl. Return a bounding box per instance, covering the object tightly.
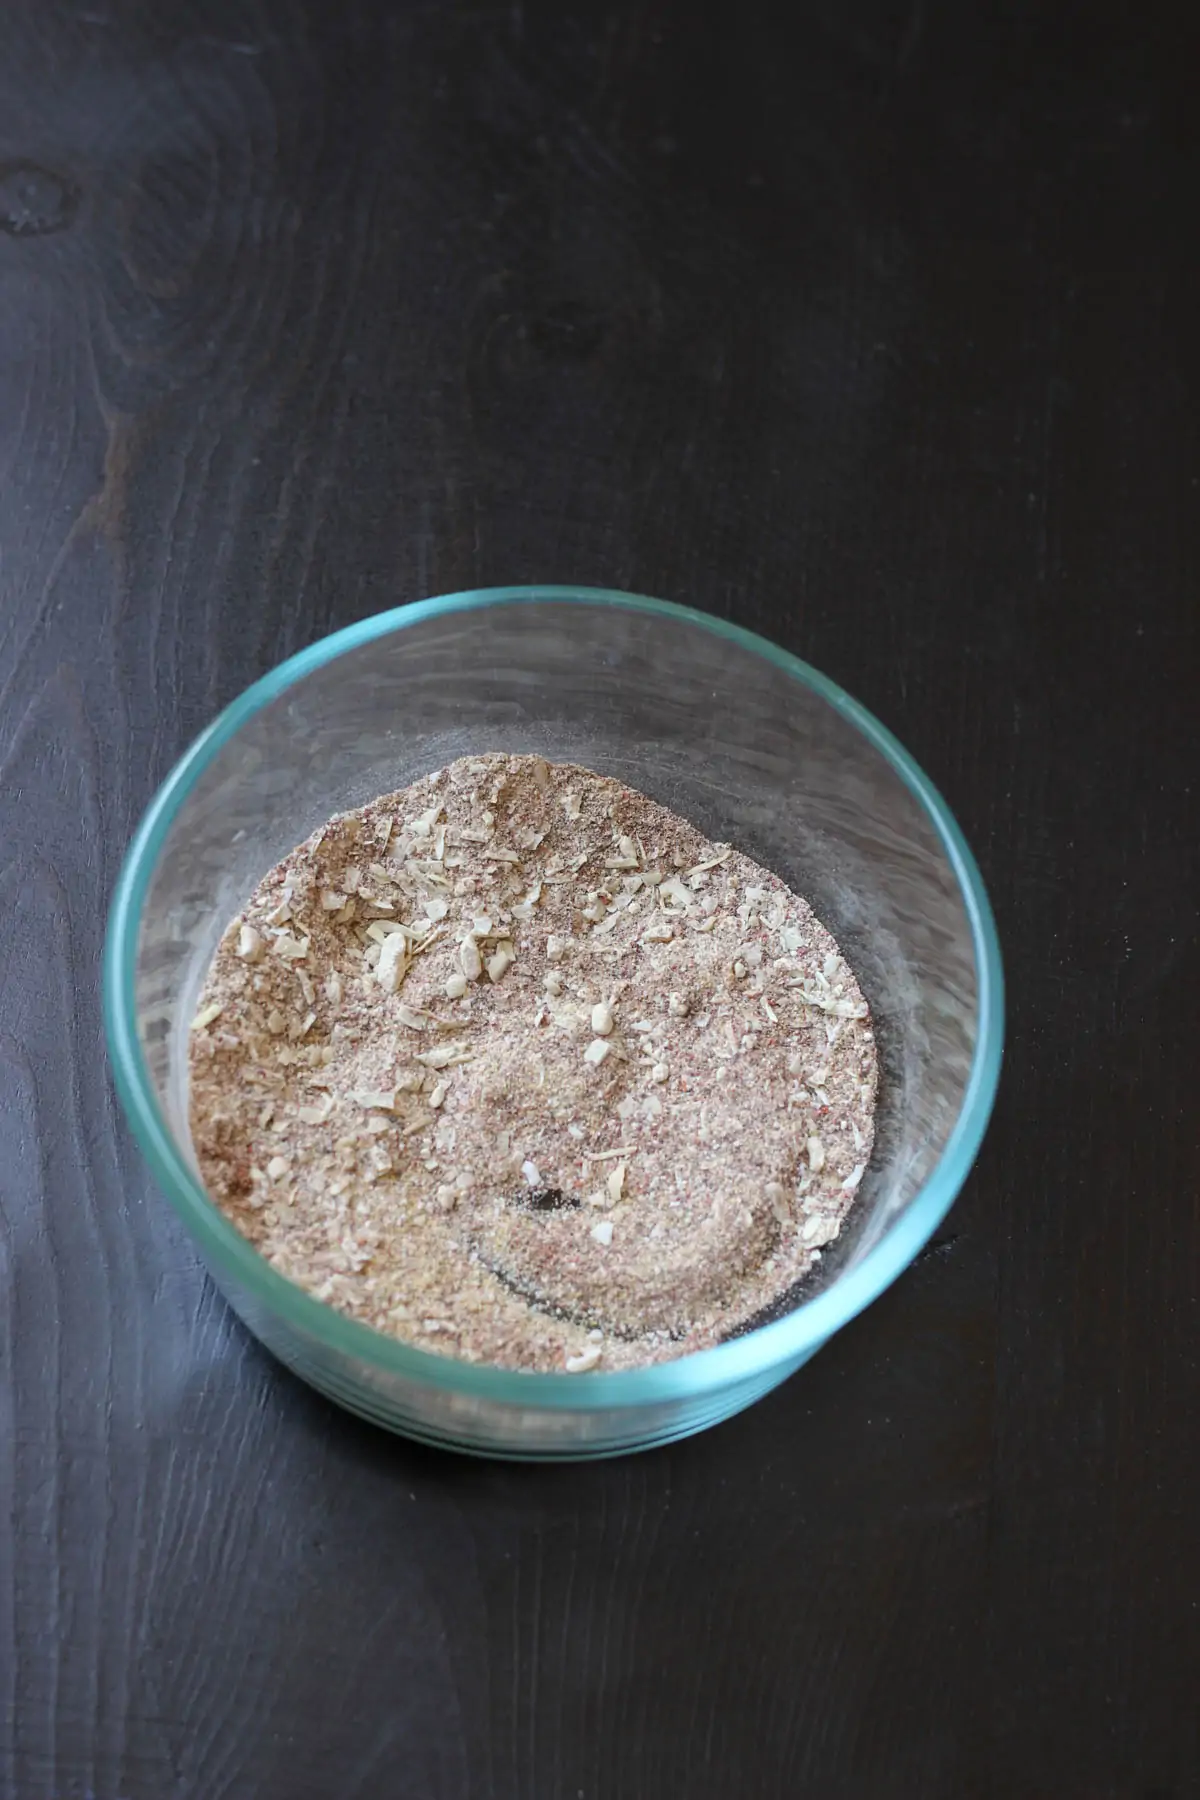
[104,587,1003,1459]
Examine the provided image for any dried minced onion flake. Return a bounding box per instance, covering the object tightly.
[414,1044,473,1069]
[271,932,310,961]
[296,1098,333,1125]
[686,848,731,876]
[801,1215,839,1248]
[486,944,515,982]
[765,1180,791,1226]
[376,933,408,993]
[354,1089,397,1111]
[658,875,694,911]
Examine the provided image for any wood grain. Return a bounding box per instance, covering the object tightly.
[0,0,1196,1794]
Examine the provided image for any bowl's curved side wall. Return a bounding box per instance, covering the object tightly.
[211,1255,815,1458]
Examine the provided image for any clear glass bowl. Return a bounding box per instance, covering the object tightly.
[104,588,1003,1459]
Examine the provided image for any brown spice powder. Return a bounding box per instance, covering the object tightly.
[188,755,878,1372]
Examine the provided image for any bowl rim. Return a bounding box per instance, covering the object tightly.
[104,585,1004,1409]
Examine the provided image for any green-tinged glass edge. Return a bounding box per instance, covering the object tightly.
[104,586,1004,1412]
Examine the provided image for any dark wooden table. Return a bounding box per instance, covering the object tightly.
[2,1,1197,1794]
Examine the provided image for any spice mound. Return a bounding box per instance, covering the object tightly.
[189,755,878,1372]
